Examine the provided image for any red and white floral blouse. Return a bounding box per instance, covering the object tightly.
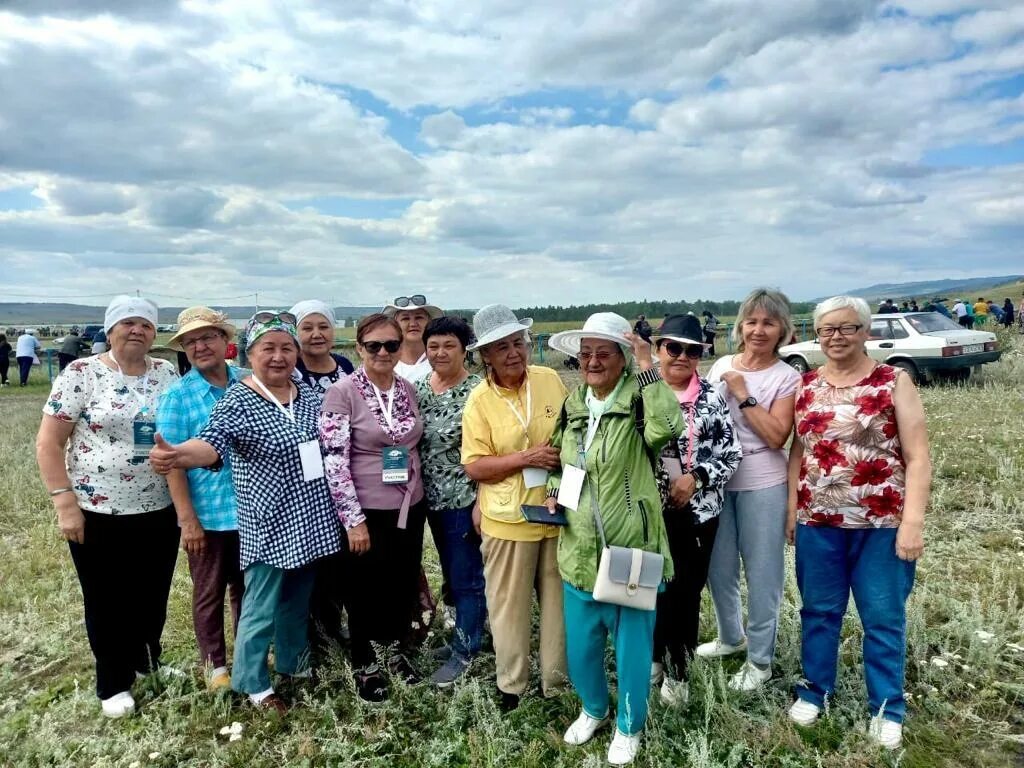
[794,364,906,529]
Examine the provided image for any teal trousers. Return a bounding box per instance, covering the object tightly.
[563,582,657,735]
[232,562,315,695]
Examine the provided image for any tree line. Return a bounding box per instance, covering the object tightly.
[492,298,816,322]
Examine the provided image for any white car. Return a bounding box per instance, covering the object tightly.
[779,312,1001,383]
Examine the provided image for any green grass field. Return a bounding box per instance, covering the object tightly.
[1,332,1022,767]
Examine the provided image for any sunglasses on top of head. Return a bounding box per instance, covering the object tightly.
[659,340,704,359]
[362,339,402,354]
[253,311,297,325]
[393,295,427,308]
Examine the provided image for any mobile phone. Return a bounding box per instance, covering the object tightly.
[521,504,569,527]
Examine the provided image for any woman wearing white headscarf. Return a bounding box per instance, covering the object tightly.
[290,300,354,398]
[36,295,180,718]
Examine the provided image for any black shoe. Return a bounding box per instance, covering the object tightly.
[355,668,388,703]
[498,689,520,712]
[388,654,421,685]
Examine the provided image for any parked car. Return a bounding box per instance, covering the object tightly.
[80,324,104,342]
[779,312,1001,383]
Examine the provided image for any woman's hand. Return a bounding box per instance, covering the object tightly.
[670,474,696,507]
[785,507,797,545]
[895,521,924,561]
[180,516,206,556]
[520,442,561,471]
[149,433,179,475]
[543,497,558,515]
[471,500,482,536]
[348,522,371,555]
[624,332,654,371]
[720,370,750,401]
[55,495,85,544]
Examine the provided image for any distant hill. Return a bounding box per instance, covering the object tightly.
[838,275,1024,302]
[0,303,380,327]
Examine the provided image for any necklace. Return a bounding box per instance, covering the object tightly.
[734,353,776,372]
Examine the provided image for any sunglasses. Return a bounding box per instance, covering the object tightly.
[659,340,704,359]
[393,295,427,308]
[252,311,297,325]
[361,339,402,355]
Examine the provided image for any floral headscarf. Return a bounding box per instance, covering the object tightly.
[244,311,299,351]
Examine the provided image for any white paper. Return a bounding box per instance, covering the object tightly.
[522,467,548,489]
[298,440,325,482]
[557,465,586,511]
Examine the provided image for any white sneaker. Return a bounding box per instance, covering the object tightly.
[728,661,772,691]
[649,662,664,686]
[868,715,903,750]
[607,730,641,766]
[659,676,688,707]
[100,691,136,718]
[694,637,747,658]
[563,710,610,746]
[788,698,821,727]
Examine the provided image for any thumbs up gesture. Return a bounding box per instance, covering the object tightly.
[149,432,179,475]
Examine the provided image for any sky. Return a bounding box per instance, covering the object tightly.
[1,0,1022,310]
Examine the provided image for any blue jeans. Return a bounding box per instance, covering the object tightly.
[428,504,486,658]
[232,562,316,695]
[795,525,916,723]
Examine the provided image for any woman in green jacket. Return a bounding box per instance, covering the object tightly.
[545,313,683,766]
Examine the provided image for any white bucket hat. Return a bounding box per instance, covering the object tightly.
[467,304,533,351]
[548,312,632,357]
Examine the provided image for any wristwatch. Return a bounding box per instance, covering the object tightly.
[690,471,705,491]
[739,396,758,410]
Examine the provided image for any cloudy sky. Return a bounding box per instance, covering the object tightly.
[1,0,1022,310]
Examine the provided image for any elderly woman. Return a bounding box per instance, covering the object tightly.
[649,314,741,707]
[149,311,343,713]
[698,288,802,691]
[319,313,426,702]
[545,313,683,766]
[461,304,567,711]
[786,296,930,750]
[36,296,179,718]
[290,300,354,397]
[415,316,485,687]
[382,294,444,383]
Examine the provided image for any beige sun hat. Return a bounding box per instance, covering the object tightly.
[381,294,444,319]
[166,306,237,351]
[547,312,633,357]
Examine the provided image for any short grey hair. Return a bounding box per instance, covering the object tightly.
[813,296,871,329]
[732,288,796,354]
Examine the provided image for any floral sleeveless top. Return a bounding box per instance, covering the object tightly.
[794,364,905,529]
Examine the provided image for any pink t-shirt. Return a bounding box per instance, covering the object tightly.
[707,355,801,491]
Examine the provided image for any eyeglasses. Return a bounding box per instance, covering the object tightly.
[252,311,297,325]
[182,332,224,350]
[659,341,704,359]
[393,295,427,308]
[578,350,619,362]
[361,339,402,355]
[816,324,862,338]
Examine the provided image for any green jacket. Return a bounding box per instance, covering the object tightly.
[548,369,684,591]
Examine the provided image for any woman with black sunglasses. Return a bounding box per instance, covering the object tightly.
[649,314,742,707]
[319,313,427,702]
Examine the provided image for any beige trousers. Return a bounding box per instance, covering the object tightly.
[481,534,568,696]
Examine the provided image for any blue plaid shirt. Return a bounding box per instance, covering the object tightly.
[156,365,248,531]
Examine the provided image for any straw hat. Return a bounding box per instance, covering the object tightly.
[166,307,236,351]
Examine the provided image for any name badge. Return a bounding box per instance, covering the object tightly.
[556,465,586,511]
[133,419,156,464]
[522,467,548,489]
[298,440,324,483]
[382,446,410,484]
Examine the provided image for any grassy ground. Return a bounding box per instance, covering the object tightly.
[1,334,1022,767]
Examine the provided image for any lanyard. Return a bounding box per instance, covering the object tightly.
[583,375,626,453]
[499,378,531,434]
[107,350,151,416]
[372,382,396,430]
[251,374,295,423]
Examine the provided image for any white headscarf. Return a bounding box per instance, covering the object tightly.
[289,299,337,329]
[104,295,159,332]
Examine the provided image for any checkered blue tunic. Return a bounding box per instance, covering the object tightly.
[199,381,342,569]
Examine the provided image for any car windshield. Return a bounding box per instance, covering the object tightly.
[903,312,963,333]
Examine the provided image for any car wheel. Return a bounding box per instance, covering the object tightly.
[890,360,919,384]
[785,356,809,374]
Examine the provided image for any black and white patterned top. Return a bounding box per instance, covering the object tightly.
[199,380,342,569]
[292,353,355,400]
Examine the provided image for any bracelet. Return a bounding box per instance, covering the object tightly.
[49,487,74,497]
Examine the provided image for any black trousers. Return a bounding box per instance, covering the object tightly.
[58,353,76,371]
[308,542,352,664]
[343,500,426,670]
[0,355,8,383]
[653,508,719,679]
[17,356,32,385]
[704,331,716,357]
[68,507,180,699]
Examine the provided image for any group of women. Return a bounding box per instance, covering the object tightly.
[36,288,930,764]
